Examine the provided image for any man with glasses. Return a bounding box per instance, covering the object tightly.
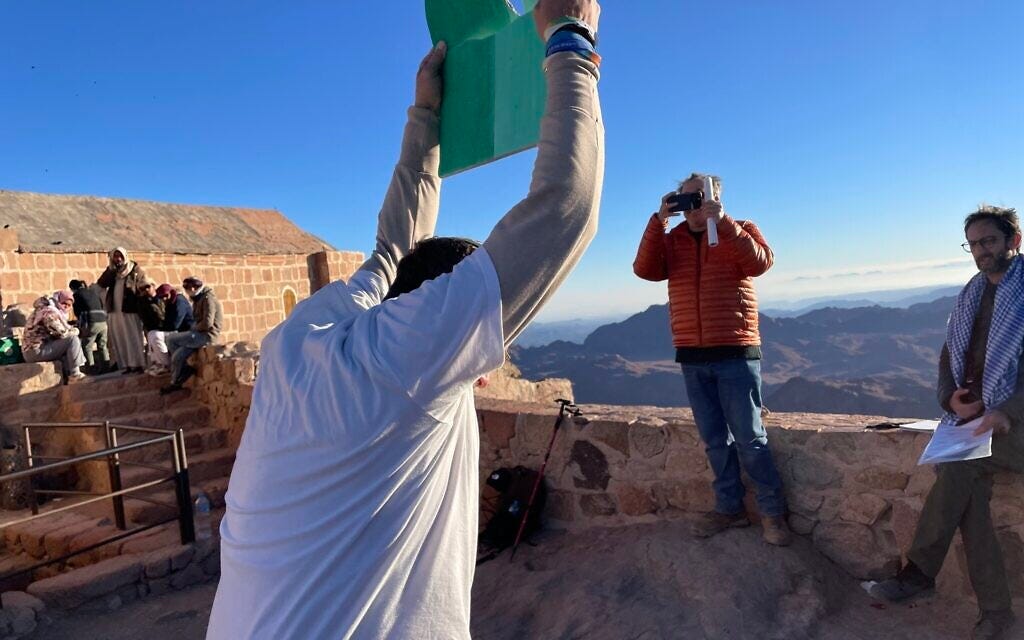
[873,206,1024,640]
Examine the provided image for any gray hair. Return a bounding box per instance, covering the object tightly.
[678,172,722,200]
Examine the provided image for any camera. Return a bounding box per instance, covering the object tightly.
[666,191,703,213]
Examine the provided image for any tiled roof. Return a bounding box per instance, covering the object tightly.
[0,189,333,255]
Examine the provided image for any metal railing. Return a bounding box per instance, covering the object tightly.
[0,421,196,585]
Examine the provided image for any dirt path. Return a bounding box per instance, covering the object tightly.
[27,521,1022,639]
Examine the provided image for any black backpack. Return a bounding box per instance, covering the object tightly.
[478,466,546,562]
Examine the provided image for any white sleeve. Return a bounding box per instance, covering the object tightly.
[357,248,505,412]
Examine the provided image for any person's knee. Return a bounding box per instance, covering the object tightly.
[736,434,769,450]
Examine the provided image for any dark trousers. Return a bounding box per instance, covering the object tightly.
[907,428,1024,612]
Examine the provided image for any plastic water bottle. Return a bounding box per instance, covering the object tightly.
[194,492,213,541]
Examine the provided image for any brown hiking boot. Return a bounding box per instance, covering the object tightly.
[762,515,793,546]
[690,511,750,538]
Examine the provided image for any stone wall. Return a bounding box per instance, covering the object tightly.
[0,362,62,439]
[0,248,363,344]
[188,355,1024,600]
[190,345,258,449]
[475,399,1024,600]
[473,362,573,405]
[24,538,220,613]
[14,348,1015,605]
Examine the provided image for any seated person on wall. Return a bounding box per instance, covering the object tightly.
[145,283,193,377]
[873,206,1024,640]
[160,276,222,395]
[632,173,791,546]
[70,279,110,374]
[23,290,86,381]
[206,2,604,637]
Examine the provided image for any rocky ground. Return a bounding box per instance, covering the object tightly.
[471,522,995,640]
[25,521,1021,640]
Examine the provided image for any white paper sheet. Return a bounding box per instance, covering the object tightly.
[899,420,940,433]
[917,416,993,465]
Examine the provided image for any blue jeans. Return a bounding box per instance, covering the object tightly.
[681,359,786,517]
[165,331,212,385]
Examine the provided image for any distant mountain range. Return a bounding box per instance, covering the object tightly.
[512,292,958,419]
[761,284,963,318]
[517,315,627,348]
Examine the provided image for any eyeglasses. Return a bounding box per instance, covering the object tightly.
[961,235,1004,253]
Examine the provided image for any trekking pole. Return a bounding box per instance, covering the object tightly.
[510,398,582,560]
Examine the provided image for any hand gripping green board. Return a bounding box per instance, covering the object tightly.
[425,0,546,177]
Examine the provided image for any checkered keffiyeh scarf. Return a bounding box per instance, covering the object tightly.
[942,254,1024,426]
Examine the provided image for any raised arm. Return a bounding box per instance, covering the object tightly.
[720,217,774,277]
[356,45,447,293]
[483,0,604,345]
[634,213,670,282]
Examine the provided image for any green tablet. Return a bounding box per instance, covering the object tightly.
[425,0,546,177]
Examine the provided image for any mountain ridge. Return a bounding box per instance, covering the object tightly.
[512,295,958,417]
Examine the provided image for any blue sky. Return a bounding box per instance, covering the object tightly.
[3,1,1022,320]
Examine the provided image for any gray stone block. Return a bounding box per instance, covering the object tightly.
[26,555,142,610]
[9,607,35,636]
[201,552,221,576]
[143,544,195,578]
[169,563,206,590]
[0,591,44,613]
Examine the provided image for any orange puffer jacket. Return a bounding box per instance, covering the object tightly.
[633,213,773,347]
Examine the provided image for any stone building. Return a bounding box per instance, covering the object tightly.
[0,189,363,344]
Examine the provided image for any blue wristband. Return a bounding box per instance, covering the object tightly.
[545,29,600,64]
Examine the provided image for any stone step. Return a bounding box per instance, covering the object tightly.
[105,405,212,433]
[72,390,173,421]
[116,426,228,465]
[24,532,222,611]
[120,447,236,489]
[1,503,225,591]
[2,512,118,568]
[122,476,230,524]
[59,374,166,405]
[0,553,44,593]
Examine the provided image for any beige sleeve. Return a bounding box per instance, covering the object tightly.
[357,107,442,293]
[483,52,605,346]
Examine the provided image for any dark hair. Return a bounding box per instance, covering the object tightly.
[384,237,480,301]
[68,279,86,291]
[964,205,1020,238]
[182,276,204,289]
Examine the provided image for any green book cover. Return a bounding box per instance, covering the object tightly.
[425,0,546,177]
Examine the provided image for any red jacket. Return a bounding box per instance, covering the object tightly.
[633,213,773,348]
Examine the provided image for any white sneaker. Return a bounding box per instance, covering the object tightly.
[146,365,169,377]
[68,371,87,382]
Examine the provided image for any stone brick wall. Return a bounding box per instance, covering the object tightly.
[309,250,366,295]
[24,538,220,614]
[190,345,258,449]
[0,362,62,436]
[14,347,1014,605]
[475,399,1024,600]
[0,248,363,345]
